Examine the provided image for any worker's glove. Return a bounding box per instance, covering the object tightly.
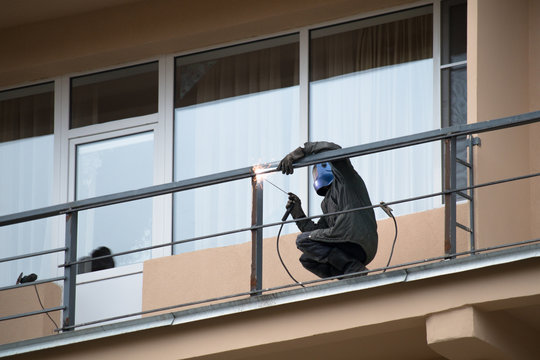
[286,192,306,219]
[277,147,304,175]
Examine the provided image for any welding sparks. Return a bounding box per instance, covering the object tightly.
[253,164,273,183]
[252,164,288,195]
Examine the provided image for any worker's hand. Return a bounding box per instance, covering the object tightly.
[287,192,306,219]
[277,147,304,175]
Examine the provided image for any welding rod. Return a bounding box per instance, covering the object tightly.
[263,178,288,195]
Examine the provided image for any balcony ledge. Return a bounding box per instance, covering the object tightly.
[2,241,540,358]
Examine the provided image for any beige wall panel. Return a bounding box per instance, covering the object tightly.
[471,0,535,248]
[529,0,540,237]
[0,284,61,345]
[0,0,420,88]
[142,205,470,314]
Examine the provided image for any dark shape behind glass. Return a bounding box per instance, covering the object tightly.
[70,62,158,129]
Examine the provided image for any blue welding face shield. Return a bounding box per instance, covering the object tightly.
[312,162,334,196]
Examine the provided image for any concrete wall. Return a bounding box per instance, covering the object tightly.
[469,0,540,249]
[0,283,61,345]
[0,0,419,89]
[529,0,540,241]
[143,205,470,314]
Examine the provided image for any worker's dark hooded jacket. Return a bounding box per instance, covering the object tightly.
[295,141,378,265]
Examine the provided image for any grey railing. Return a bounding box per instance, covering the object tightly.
[1,110,540,333]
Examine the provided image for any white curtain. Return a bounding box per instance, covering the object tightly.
[309,59,441,218]
[174,87,301,253]
[0,135,55,287]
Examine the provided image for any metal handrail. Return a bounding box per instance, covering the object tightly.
[0,277,66,293]
[51,169,539,268]
[1,110,539,229]
[0,247,67,264]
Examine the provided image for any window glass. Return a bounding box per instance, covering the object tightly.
[447,1,467,64]
[174,35,300,253]
[71,62,158,129]
[76,132,154,267]
[441,0,468,198]
[0,83,55,286]
[309,7,439,218]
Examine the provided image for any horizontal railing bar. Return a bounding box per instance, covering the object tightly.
[0,277,66,293]
[2,110,539,229]
[59,237,540,331]
[456,157,472,168]
[0,247,67,264]
[456,191,472,201]
[291,110,540,168]
[440,60,467,69]
[0,167,252,228]
[60,171,540,268]
[0,306,65,322]
[456,223,472,233]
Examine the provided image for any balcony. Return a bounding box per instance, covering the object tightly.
[1,110,540,359]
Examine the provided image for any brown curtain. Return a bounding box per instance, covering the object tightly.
[310,14,433,82]
[175,42,299,108]
[70,63,159,129]
[0,86,54,143]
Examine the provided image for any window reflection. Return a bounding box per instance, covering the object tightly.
[76,132,154,267]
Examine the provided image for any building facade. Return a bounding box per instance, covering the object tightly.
[1,0,539,359]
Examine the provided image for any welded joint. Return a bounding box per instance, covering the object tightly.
[470,136,481,147]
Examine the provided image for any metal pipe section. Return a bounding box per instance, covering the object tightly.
[63,212,78,331]
[0,306,65,323]
[444,137,457,256]
[0,276,65,292]
[0,247,67,264]
[250,177,264,294]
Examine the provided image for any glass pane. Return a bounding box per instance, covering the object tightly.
[174,35,300,253]
[174,180,252,253]
[71,62,158,129]
[309,8,440,217]
[444,66,468,195]
[449,2,467,63]
[0,83,55,286]
[311,8,433,81]
[441,0,467,65]
[76,132,154,268]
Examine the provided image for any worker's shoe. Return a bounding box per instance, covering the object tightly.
[339,262,368,280]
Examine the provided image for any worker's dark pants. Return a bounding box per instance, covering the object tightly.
[296,232,367,279]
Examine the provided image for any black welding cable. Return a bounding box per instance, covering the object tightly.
[34,284,59,329]
[276,216,305,288]
[380,202,398,272]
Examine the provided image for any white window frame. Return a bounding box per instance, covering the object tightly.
[59,58,173,283]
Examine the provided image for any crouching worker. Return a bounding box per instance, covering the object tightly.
[277,141,378,279]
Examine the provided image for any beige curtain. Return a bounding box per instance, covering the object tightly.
[310,14,433,82]
[176,42,299,108]
[0,88,54,143]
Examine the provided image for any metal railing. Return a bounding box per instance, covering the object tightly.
[1,110,540,334]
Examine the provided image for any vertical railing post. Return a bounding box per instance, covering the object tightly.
[444,136,457,257]
[63,211,78,330]
[468,136,480,253]
[250,177,263,295]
